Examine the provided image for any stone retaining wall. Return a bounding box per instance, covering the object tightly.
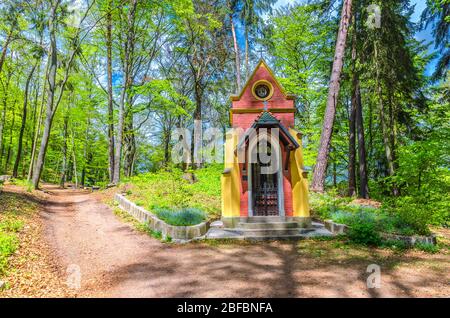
[324,219,436,246]
[380,232,437,246]
[324,220,349,235]
[114,193,209,241]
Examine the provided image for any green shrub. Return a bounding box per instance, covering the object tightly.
[121,165,222,219]
[154,207,206,226]
[345,212,382,246]
[0,219,24,233]
[380,239,410,251]
[0,232,19,275]
[383,197,432,236]
[415,242,440,253]
[330,210,353,224]
[309,190,353,220]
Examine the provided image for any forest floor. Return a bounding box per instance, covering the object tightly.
[0,183,449,298]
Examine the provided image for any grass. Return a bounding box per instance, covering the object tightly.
[6,178,34,192]
[0,192,37,277]
[153,207,206,226]
[119,165,222,221]
[310,191,433,237]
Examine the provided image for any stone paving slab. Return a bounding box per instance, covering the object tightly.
[204,222,333,241]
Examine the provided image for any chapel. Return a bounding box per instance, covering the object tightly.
[221,60,310,230]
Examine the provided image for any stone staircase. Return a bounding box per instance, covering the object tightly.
[205,218,332,241]
[237,217,313,240]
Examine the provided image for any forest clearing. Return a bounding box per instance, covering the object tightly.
[0,0,449,300]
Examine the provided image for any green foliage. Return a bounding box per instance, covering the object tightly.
[380,239,410,251]
[0,192,38,276]
[341,211,382,246]
[136,223,163,240]
[264,3,334,167]
[382,198,433,235]
[123,165,221,219]
[0,232,18,276]
[415,242,440,253]
[313,189,435,240]
[154,207,206,226]
[0,219,24,233]
[309,191,354,220]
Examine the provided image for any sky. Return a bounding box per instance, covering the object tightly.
[270,0,437,75]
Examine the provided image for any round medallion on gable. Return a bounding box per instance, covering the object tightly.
[252,80,274,101]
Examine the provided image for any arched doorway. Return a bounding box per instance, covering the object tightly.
[247,132,284,217]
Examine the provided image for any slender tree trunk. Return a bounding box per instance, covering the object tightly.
[0,69,13,166]
[123,111,136,177]
[27,73,47,182]
[192,82,203,169]
[13,64,37,178]
[0,27,14,74]
[374,42,397,196]
[230,14,241,92]
[311,0,353,192]
[163,123,171,166]
[332,153,337,188]
[348,25,357,197]
[82,116,90,186]
[32,2,59,188]
[355,80,369,198]
[348,87,357,196]
[245,27,249,79]
[4,99,17,172]
[71,129,78,188]
[377,84,394,176]
[32,0,79,188]
[106,0,115,183]
[113,0,137,184]
[60,114,69,188]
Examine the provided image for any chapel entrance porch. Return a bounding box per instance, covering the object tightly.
[249,139,282,217]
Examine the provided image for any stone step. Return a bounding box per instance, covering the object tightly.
[244,216,287,223]
[243,234,307,241]
[238,222,299,230]
[242,228,301,237]
[312,221,325,229]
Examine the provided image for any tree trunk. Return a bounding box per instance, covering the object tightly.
[348,86,357,197]
[113,0,137,184]
[13,63,37,178]
[60,114,69,188]
[4,99,16,172]
[348,25,357,197]
[230,14,241,92]
[245,27,249,79]
[0,27,14,75]
[106,0,115,183]
[374,42,397,196]
[355,79,369,198]
[32,0,82,188]
[27,71,47,182]
[192,82,203,169]
[71,128,78,188]
[32,2,59,188]
[311,0,353,192]
[0,68,13,167]
[123,112,136,177]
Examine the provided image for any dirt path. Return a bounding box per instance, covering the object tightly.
[35,185,450,297]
